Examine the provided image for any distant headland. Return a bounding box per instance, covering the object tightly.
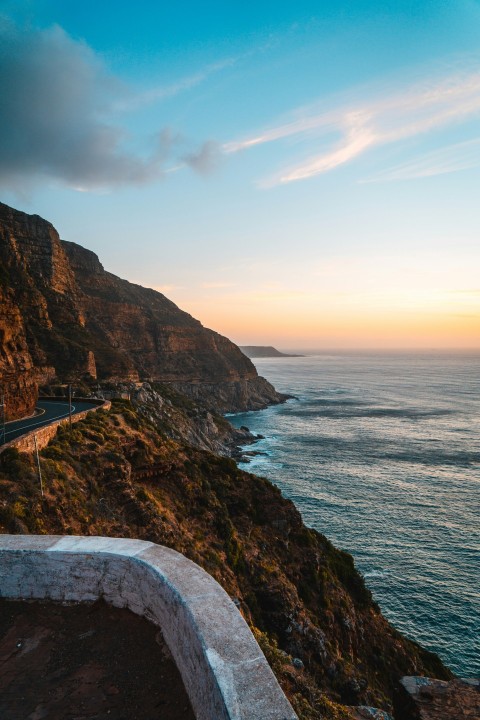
[240,346,304,358]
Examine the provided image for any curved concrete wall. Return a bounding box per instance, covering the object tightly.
[0,535,297,720]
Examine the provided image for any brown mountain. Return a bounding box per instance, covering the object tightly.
[0,201,284,419]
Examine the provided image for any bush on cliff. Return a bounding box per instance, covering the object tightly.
[0,398,452,719]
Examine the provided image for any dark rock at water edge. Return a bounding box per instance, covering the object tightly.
[395,676,480,720]
[240,345,304,358]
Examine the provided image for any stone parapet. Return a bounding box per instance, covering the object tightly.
[0,398,111,455]
[0,535,297,720]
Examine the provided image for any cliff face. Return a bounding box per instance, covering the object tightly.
[0,202,284,415]
[0,288,37,420]
[0,203,50,417]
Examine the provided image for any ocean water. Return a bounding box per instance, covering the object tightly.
[229,351,480,677]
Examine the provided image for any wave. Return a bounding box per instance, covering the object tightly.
[362,569,389,579]
[288,405,454,420]
[382,450,480,467]
[228,352,480,676]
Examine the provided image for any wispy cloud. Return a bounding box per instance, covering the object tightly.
[222,109,340,154]
[363,137,480,182]
[115,58,237,112]
[224,68,480,186]
[260,115,376,187]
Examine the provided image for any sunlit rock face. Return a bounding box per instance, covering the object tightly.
[0,288,37,420]
[0,201,284,413]
[0,204,44,419]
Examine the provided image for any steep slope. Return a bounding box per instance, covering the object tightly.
[0,201,284,415]
[0,395,451,719]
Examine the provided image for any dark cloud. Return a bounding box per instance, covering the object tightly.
[183,140,222,175]
[0,22,210,191]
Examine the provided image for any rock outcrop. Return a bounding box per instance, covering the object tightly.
[0,202,285,417]
[395,676,480,720]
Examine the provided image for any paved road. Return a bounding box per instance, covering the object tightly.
[2,399,100,445]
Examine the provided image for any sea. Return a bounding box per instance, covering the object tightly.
[229,351,480,678]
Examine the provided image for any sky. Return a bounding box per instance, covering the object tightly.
[1,0,480,349]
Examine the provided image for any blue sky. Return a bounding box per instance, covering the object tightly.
[1,1,480,347]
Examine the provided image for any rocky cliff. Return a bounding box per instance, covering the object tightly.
[0,201,284,417]
[0,204,52,418]
[0,287,37,421]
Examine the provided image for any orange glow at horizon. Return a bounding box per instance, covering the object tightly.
[176,291,480,349]
[149,250,480,350]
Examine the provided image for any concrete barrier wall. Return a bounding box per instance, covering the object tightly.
[0,535,297,720]
[1,399,111,454]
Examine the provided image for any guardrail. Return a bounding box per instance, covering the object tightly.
[0,535,297,720]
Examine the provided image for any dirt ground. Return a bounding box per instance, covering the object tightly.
[0,599,196,720]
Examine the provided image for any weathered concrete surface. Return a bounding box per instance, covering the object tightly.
[0,398,111,454]
[0,535,298,720]
[396,676,480,720]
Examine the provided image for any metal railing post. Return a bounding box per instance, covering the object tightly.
[68,384,72,429]
[0,390,5,446]
[34,434,44,497]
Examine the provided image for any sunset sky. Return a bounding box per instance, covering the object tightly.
[1,1,479,348]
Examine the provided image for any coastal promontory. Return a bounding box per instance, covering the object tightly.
[240,345,304,358]
[0,202,285,419]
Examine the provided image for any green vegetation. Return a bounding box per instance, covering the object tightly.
[0,395,452,719]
